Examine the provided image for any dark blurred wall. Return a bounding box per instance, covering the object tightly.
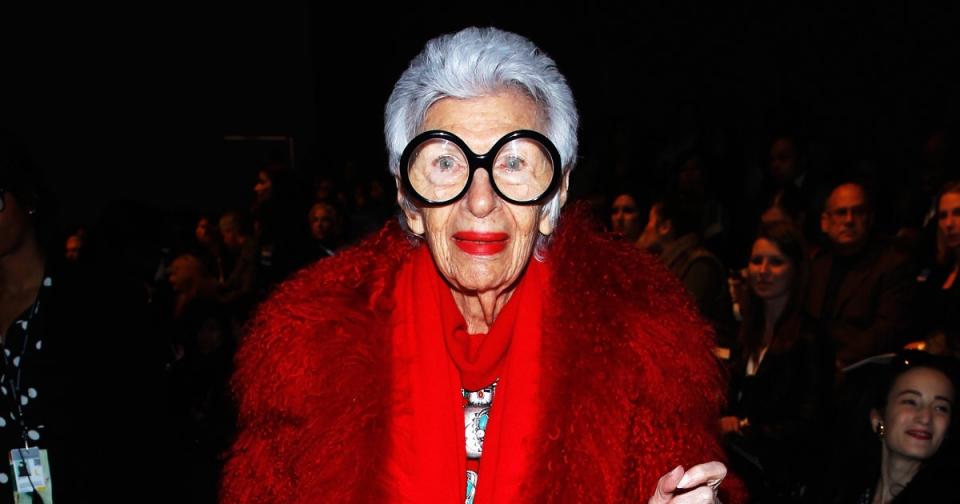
[2,3,956,231]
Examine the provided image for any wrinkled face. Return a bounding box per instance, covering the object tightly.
[254,170,272,203]
[874,367,954,462]
[938,192,960,252]
[610,194,641,241]
[309,203,338,241]
[769,137,798,184]
[821,183,872,252]
[400,91,566,295]
[748,238,795,300]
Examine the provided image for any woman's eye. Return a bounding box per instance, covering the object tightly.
[769,258,785,266]
[502,156,523,170]
[901,398,917,406]
[749,256,762,265]
[437,157,456,170]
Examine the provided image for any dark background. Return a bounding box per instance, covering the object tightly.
[2,3,957,231]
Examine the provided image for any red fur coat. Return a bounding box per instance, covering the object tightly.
[222,210,744,503]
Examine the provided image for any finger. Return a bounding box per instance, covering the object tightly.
[676,461,727,490]
[671,486,716,504]
[649,465,684,504]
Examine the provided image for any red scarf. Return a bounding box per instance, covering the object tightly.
[437,253,523,391]
[387,245,545,503]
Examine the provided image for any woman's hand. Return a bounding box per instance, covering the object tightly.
[648,462,726,504]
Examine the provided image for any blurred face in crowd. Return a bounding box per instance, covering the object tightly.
[254,170,273,204]
[938,191,960,253]
[637,203,669,252]
[872,367,954,463]
[677,158,705,197]
[195,217,214,245]
[769,136,798,184]
[309,202,340,242]
[65,234,83,262]
[219,215,242,251]
[168,254,204,293]
[747,238,795,301]
[400,91,566,298]
[610,194,641,242]
[821,183,872,253]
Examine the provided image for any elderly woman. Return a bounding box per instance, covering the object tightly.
[223,28,739,503]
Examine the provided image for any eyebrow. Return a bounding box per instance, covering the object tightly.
[897,389,954,403]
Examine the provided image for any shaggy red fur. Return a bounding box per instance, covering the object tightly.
[221,207,745,503]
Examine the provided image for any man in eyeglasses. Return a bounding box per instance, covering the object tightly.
[806,182,916,368]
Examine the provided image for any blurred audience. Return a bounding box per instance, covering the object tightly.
[609,192,642,242]
[307,201,345,258]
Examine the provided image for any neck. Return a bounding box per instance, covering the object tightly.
[0,233,45,295]
[876,448,922,503]
[450,286,516,334]
[763,294,790,333]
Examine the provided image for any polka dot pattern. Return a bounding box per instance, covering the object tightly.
[1,271,52,483]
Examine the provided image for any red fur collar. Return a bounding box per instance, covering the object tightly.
[222,207,744,503]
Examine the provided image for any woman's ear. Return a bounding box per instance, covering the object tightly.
[538,173,569,236]
[869,408,882,433]
[403,208,425,235]
[396,178,425,235]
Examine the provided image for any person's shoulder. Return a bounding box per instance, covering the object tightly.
[549,206,684,300]
[232,221,412,415]
[548,206,717,358]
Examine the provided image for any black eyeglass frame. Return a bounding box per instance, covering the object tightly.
[398,129,563,207]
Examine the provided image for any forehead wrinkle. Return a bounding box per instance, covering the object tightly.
[421,93,542,155]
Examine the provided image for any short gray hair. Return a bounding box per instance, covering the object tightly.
[384,27,579,252]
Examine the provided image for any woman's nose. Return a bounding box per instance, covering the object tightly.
[464,169,498,218]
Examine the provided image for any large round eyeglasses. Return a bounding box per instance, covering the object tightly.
[398,130,562,206]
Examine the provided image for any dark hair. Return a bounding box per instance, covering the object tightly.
[653,192,701,238]
[0,131,42,210]
[740,221,809,361]
[0,130,56,251]
[763,186,805,224]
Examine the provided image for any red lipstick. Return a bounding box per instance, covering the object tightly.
[453,231,509,255]
[906,430,932,440]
